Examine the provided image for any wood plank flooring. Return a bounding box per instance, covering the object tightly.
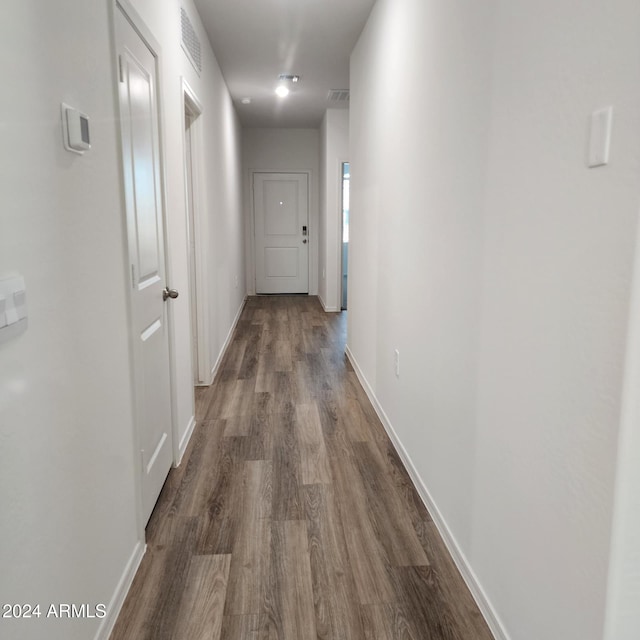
[110,295,493,640]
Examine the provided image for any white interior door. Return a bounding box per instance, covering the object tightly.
[116,5,174,525]
[254,173,309,294]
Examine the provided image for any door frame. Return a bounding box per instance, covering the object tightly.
[112,0,178,537]
[602,206,640,639]
[339,159,349,310]
[181,78,210,387]
[248,169,312,295]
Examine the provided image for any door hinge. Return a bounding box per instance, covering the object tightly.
[131,264,136,288]
[118,55,125,83]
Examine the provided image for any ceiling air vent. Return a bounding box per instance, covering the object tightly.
[181,7,201,75]
[327,90,350,103]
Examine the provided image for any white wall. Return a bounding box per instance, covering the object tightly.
[242,128,320,295]
[349,0,492,550]
[474,2,640,637]
[0,2,244,638]
[348,1,640,639]
[0,3,139,639]
[319,109,349,311]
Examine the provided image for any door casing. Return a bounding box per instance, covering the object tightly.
[181,78,209,387]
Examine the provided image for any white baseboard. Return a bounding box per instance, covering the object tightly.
[318,295,342,313]
[318,293,340,313]
[344,345,509,640]
[94,540,146,640]
[209,296,247,384]
[177,414,197,466]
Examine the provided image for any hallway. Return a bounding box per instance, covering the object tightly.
[110,296,493,640]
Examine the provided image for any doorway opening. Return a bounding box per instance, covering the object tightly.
[185,109,199,384]
[341,162,350,310]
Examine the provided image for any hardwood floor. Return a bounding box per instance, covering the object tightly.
[110,295,493,640]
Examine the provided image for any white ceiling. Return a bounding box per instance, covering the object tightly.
[192,0,376,128]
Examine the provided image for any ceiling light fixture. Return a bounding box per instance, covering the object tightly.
[275,85,290,98]
[278,74,301,83]
[241,97,252,104]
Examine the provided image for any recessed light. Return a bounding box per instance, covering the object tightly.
[241,97,252,105]
[275,85,290,98]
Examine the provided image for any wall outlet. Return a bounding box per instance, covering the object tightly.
[234,275,238,288]
[394,349,400,378]
[322,268,325,279]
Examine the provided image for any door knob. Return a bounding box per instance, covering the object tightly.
[163,287,179,301]
[303,239,307,244]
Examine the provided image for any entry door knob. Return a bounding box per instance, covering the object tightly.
[163,287,179,301]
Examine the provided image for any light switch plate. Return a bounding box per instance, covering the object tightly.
[588,106,613,168]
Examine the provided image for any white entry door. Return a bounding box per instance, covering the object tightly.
[116,5,174,524]
[254,173,309,293]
